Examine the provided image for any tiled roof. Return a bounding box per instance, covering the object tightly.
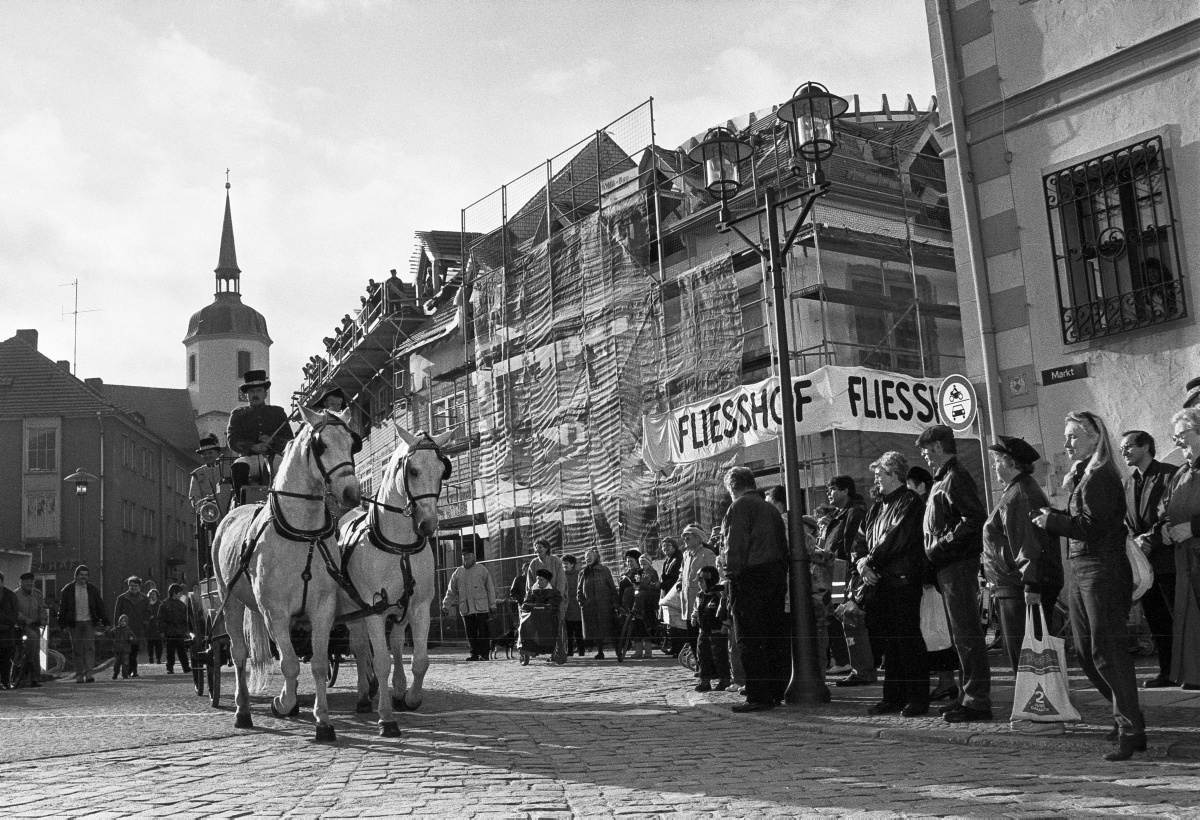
[183,292,270,342]
[393,304,462,359]
[0,335,118,417]
[98,384,199,454]
[417,231,478,262]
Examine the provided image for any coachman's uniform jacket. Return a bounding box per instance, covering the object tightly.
[226,404,294,458]
[188,463,222,511]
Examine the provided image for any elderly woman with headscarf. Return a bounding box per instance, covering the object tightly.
[853,451,929,718]
[1033,410,1144,761]
[577,548,618,660]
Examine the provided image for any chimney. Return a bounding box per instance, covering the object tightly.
[85,377,103,390]
[15,329,37,349]
[57,360,71,373]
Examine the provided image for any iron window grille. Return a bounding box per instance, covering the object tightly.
[1044,136,1186,344]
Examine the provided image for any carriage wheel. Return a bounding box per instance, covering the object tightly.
[520,651,530,666]
[208,640,223,708]
[193,656,205,697]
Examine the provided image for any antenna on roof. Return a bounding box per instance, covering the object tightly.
[59,279,101,376]
[226,168,231,190]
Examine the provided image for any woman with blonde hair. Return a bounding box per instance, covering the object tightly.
[1033,410,1144,761]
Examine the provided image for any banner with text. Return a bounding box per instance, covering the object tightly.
[641,365,945,469]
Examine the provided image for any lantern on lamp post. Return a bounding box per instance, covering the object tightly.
[64,468,98,564]
[688,81,847,706]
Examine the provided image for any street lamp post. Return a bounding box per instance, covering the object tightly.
[688,82,847,705]
[64,468,98,564]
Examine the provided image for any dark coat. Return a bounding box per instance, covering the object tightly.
[821,498,866,563]
[57,582,107,627]
[563,567,582,622]
[113,591,151,644]
[226,403,294,457]
[0,587,18,629]
[983,472,1063,597]
[577,562,618,641]
[145,599,162,640]
[1125,459,1179,576]
[159,597,192,639]
[691,583,730,633]
[855,486,927,587]
[722,492,788,579]
[659,554,682,597]
[924,456,987,569]
[1046,460,1128,560]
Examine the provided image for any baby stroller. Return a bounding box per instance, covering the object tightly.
[518,600,567,666]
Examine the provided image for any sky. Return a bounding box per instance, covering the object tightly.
[0,0,937,407]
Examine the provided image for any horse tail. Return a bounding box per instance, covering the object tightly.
[245,608,274,695]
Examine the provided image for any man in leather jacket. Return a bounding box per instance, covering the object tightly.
[918,424,992,723]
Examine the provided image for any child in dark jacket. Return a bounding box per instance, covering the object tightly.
[690,566,731,692]
[110,615,134,679]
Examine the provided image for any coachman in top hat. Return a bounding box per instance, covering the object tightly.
[226,370,294,502]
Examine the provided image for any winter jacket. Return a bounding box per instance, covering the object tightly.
[822,499,867,563]
[577,563,618,641]
[691,583,729,633]
[722,492,788,579]
[57,582,107,627]
[923,456,987,569]
[1045,459,1127,560]
[679,546,717,625]
[1126,459,1179,576]
[855,485,927,587]
[442,563,496,616]
[1160,457,1200,551]
[159,597,192,639]
[113,591,151,644]
[983,472,1063,598]
[563,567,582,621]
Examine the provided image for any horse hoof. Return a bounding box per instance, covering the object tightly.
[270,700,300,719]
[234,713,253,729]
[394,694,421,712]
[289,703,300,717]
[355,699,373,714]
[379,721,401,738]
[315,724,337,743]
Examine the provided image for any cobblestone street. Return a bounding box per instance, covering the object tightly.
[8,649,1200,817]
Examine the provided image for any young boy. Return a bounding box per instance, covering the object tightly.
[110,614,134,680]
[690,565,731,692]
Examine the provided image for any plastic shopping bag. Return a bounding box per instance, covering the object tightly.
[1010,605,1080,726]
[919,585,952,652]
[1127,537,1154,602]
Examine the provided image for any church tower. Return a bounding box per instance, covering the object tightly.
[183,180,272,443]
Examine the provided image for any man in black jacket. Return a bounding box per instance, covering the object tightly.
[918,425,992,723]
[721,466,789,712]
[1122,430,1179,687]
[226,370,294,502]
[58,565,108,683]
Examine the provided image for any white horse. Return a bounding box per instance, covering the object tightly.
[339,426,450,737]
[213,406,361,742]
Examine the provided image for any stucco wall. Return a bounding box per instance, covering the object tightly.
[184,335,270,419]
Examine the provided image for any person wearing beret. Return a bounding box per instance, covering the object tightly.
[982,436,1063,674]
[226,370,294,502]
[1185,376,1200,410]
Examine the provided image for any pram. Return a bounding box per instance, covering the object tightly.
[517,601,567,666]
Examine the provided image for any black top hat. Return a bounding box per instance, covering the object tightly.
[312,386,346,409]
[239,369,271,392]
[197,434,222,453]
[988,435,1041,465]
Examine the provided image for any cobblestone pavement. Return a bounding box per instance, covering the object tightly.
[7,649,1200,817]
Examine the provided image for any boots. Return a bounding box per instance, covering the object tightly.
[1104,733,1147,762]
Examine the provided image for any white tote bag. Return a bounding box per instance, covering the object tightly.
[1010,605,1080,725]
[919,585,952,652]
[1127,537,1154,602]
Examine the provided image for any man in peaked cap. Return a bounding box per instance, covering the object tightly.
[226,370,294,502]
[189,434,224,514]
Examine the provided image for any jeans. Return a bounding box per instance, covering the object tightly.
[994,590,1059,674]
[1070,553,1145,736]
[462,612,492,659]
[937,557,991,709]
[1141,573,1176,679]
[729,562,790,705]
[698,629,731,683]
[874,583,930,708]
[69,622,96,680]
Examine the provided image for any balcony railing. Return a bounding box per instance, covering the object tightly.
[1060,280,1187,344]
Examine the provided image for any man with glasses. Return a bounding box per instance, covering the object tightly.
[1121,431,1178,688]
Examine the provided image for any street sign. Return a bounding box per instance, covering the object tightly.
[1041,362,1089,386]
[937,374,977,432]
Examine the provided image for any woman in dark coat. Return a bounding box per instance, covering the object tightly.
[577,548,618,660]
[854,451,929,718]
[1034,410,1144,761]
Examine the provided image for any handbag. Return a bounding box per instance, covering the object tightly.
[1010,605,1080,725]
[1127,537,1154,602]
[919,585,952,652]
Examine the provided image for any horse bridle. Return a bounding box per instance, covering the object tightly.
[270,414,359,506]
[366,433,451,517]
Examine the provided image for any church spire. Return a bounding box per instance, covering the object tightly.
[215,172,241,294]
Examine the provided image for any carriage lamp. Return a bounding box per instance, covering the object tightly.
[687,125,755,227]
[776,81,848,182]
[64,468,98,564]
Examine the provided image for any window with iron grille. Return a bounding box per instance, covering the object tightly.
[1044,136,1185,344]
